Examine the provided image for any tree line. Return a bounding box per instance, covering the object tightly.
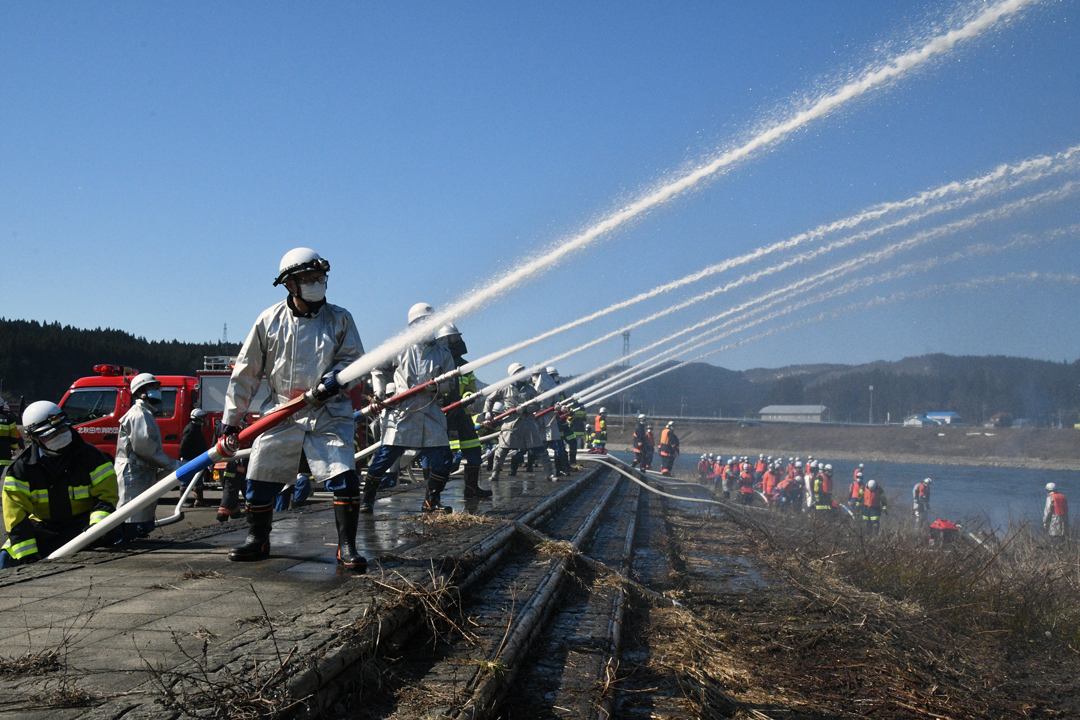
[0,318,239,408]
[616,354,1080,427]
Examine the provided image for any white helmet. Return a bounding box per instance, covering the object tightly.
[867,479,878,490]
[599,407,608,414]
[191,408,208,422]
[435,322,460,340]
[924,477,932,484]
[492,401,505,413]
[408,302,435,326]
[274,248,329,286]
[638,414,646,421]
[667,421,674,428]
[130,372,161,395]
[508,362,526,377]
[1047,482,1057,493]
[824,464,833,472]
[546,366,559,377]
[23,400,70,438]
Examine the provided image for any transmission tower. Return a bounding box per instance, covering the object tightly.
[222,323,228,344]
[622,331,631,367]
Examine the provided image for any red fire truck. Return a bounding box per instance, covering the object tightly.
[58,364,204,460]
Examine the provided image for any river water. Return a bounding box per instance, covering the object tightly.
[611,451,1078,534]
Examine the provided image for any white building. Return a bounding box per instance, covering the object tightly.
[758,405,828,423]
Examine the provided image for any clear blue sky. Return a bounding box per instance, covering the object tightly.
[3,1,1079,388]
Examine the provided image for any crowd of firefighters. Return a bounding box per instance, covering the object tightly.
[693,454,893,530]
[0,247,1073,570]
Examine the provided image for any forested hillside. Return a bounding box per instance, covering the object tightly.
[611,354,1080,427]
[0,318,238,405]
[3,318,1077,428]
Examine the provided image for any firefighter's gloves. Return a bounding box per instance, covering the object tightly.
[310,372,341,404]
[22,552,40,565]
[220,424,242,438]
[515,406,527,416]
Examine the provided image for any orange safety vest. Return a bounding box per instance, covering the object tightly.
[916,482,930,499]
[1050,492,1068,516]
[820,473,832,494]
[863,486,883,510]
[659,428,678,456]
[850,481,861,501]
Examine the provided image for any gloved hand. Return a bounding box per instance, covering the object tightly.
[220,424,241,438]
[311,372,341,403]
[515,406,527,416]
[484,412,493,424]
[22,552,39,565]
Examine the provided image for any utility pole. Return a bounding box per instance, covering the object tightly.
[869,385,874,425]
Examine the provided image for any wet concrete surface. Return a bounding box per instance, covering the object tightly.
[0,470,572,719]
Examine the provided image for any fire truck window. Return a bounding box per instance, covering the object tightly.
[153,389,178,418]
[60,389,119,425]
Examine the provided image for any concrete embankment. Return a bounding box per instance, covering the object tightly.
[605,419,1080,470]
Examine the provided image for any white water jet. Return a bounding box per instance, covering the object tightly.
[585,269,1080,408]
[338,0,1039,388]
[462,143,1079,385]
[528,180,1080,408]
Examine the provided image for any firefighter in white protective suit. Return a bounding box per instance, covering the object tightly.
[362,303,458,514]
[532,366,567,476]
[114,372,180,542]
[485,363,555,482]
[222,248,366,569]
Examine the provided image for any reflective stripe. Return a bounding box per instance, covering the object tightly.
[70,486,92,500]
[4,537,38,559]
[30,489,49,503]
[3,476,30,494]
[90,462,115,485]
[89,510,111,525]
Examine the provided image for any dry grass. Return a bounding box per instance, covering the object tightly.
[0,646,62,677]
[534,538,577,559]
[411,512,499,530]
[143,584,310,720]
[765,512,1080,651]
[177,566,227,581]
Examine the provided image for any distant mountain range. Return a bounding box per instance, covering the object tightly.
[2,318,1077,428]
[578,354,1080,427]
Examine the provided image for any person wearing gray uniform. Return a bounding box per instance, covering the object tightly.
[222,248,366,569]
[115,372,180,542]
[362,303,457,514]
[531,367,567,475]
[485,363,554,482]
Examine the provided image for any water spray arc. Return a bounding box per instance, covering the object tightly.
[530,176,1080,414]
[333,0,1038,393]
[584,268,1080,410]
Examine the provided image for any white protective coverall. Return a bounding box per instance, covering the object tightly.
[115,398,179,523]
[484,382,543,450]
[371,340,455,447]
[224,300,363,486]
[530,372,561,443]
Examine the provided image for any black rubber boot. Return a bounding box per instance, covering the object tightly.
[334,498,367,571]
[462,464,493,498]
[359,474,379,514]
[228,504,272,561]
[509,453,520,477]
[422,474,453,514]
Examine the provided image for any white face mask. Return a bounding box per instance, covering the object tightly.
[299,280,327,303]
[41,430,73,453]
